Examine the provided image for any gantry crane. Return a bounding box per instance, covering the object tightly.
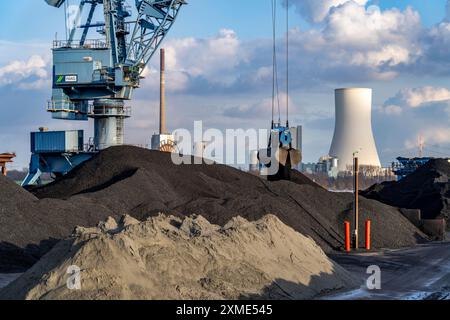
[23,0,185,185]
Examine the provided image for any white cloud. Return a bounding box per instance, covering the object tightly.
[378,86,450,156]
[253,66,273,83]
[384,86,450,111]
[223,93,296,120]
[287,0,368,23]
[136,0,450,98]
[18,78,51,90]
[0,55,50,89]
[324,4,420,47]
[402,87,450,107]
[277,3,424,84]
[138,3,424,97]
[323,3,421,69]
[142,29,247,92]
[405,127,450,149]
[382,104,403,115]
[350,45,411,68]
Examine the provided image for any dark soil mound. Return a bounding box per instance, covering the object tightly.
[1,147,428,271]
[362,159,450,225]
[290,169,324,189]
[0,175,125,272]
[32,147,427,250]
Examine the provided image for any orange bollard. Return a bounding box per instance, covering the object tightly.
[345,221,351,252]
[365,220,371,251]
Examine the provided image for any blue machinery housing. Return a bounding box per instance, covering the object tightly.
[23,0,185,185]
[23,130,93,185]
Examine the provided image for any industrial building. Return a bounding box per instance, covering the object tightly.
[299,156,339,178]
[316,156,340,178]
[329,88,381,172]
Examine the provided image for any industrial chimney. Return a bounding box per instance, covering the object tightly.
[329,88,381,172]
[160,48,166,135]
[151,48,175,153]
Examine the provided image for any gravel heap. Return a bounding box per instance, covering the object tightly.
[0,214,357,300]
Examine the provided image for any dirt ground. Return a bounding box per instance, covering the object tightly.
[327,234,450,300]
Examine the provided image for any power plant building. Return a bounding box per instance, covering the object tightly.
[329,88,381,172]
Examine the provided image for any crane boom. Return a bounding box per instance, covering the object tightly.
[22,0,185,186]
[127,0,185,69]
[44,0,185,118]
[45,0,66,8]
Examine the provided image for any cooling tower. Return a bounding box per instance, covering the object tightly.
[329,88,381,172]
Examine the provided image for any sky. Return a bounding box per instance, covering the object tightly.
[1,0,450,170]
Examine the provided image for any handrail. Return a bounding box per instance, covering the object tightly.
[53,39,108,49]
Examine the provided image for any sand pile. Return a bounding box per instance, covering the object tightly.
[363,159,450,225]
[0,214,357,300]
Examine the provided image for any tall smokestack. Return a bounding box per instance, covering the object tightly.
[160,48,166,135]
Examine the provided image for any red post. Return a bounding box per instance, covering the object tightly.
[365,220,371,251]
[345,221,351,252]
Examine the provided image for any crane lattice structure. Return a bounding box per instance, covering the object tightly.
[22,0,185,185]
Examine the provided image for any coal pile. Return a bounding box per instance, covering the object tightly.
[290,169,324,189]
[1,146,428,272]
[0,175,124,272]
[362,159,450,226]
[0,175,40,272]
[30,146,427,253]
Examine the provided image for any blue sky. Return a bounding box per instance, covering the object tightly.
[1,0,446,41]
[1,0,450,170]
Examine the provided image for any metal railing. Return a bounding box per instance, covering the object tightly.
[83,142,149,152]
[88,105,132,118]
[47,100,87,114]
[53,39,108,49]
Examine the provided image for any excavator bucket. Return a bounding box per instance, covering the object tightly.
[289,149,302,167]
[258,147,293,181]
[275,148,289,167]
